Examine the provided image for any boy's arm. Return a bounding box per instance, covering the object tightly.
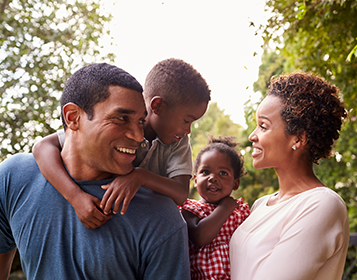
[181,196,237,247]
[32,134,111,229]
[101,168,190,215]
[0,249,16,280]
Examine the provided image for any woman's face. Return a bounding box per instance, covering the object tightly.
[248,95,296,169]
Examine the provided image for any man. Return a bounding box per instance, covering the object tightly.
[0,63,190,279]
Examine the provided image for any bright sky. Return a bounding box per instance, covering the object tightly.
[101,0,269,127]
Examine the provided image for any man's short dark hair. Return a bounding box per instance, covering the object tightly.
[60,63,143,129]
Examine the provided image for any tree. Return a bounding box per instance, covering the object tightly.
[0,0,114,161]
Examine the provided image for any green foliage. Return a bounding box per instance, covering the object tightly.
[0,0,114,161]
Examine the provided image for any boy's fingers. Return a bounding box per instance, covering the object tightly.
[120,197,132,215]
[103,192,117,215]
[113,196,124,215]
[100,188,113,210]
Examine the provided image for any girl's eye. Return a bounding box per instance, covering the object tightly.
[201,170,209,175]
[219,171,228,176]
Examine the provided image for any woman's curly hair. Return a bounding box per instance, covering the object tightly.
[194,136,246,179]
[268,72,347,164]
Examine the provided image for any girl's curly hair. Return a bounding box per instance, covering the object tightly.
[194,136,246,179]
[268,72,347,164]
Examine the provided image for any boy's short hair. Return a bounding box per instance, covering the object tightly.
[144,58,211,107]
[60,63,143,129]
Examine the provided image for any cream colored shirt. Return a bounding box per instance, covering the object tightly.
[230,187,349,280]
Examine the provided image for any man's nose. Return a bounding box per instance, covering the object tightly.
[126,123,144,143]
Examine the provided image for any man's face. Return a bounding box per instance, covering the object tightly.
[78,85,146,180]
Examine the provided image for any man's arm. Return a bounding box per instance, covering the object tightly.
[0,249,16,280]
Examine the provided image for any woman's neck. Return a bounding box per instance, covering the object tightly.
[269,165,323,206]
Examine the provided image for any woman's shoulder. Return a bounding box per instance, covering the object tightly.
[289,187,348,222]
[302,187,346,209]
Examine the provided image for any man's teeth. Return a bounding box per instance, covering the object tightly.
[116,147,136,154]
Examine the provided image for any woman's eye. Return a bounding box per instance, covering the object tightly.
[259,124,266,130]
[184,119,189,124]
[139,119,146,125]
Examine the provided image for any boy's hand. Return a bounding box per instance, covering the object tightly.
[100,168,142,215]
[71,191,112,229]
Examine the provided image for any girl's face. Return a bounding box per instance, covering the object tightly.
[248,95,296,169]
[195,149,239,204]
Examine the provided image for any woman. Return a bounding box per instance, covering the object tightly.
[230,72,349,280]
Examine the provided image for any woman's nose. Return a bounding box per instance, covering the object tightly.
[248,129,257,142]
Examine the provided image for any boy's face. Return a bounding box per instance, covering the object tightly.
[151,101,207,145]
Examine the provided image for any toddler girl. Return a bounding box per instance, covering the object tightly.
[180,136,250,280]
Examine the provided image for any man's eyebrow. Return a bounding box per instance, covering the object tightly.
[116,108,148,117]
[116,108,135,114]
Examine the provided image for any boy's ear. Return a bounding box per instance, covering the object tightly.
[233,178,240,191]
[150,96,164,115]
[63,103,81,131]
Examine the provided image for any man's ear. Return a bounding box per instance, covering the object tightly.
[63,103,81,131]
[150,96,164,115]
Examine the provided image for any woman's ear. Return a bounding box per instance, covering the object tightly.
[295,131,308,149]
[233,178,240,191]
[63,103,81,131]
[150,96,164,115]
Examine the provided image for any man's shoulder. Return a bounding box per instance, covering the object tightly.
[134,187,186,225]
[1,153,36,171]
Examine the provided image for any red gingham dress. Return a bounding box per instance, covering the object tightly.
[181,198,250,280]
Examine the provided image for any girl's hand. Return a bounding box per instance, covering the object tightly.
[100,168,142,215]
[218,196,239,213]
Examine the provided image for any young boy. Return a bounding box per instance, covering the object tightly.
[33,58,211,229]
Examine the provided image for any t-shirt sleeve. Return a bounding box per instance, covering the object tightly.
[253,191,349,280]
[165,135,193,179]
[57,129,65,149]
[0,158,17,254]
